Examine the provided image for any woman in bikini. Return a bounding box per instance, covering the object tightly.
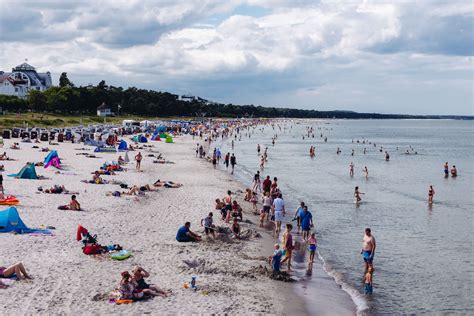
[0,262,32,280]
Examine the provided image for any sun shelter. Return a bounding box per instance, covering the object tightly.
[118,140,128,151]
[44,150,61,169]
[0,207,51,234]
[8,163,38,179]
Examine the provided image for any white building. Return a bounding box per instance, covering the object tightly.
[97,102,113,116]
[0,62,52,98]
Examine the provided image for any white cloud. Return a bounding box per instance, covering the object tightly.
[0,0,472,114]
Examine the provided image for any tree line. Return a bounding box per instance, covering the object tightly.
[0,73,470,120]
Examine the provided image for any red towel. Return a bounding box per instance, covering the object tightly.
[76,225,88,241]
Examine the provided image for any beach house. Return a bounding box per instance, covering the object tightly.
[97,102,113,116]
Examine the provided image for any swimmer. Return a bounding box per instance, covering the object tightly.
[349,162,355,177]
[385,151,390,161]
[363,166,369,179]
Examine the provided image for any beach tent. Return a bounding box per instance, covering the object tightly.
[165,135,174,143]
[151,134,161,141]
[0,207,29,233]
[44,150,61,169]
[118,140,128,151]
[139,135,148,143]
[8,163,38,179]
[159,133,167,139]
[0,207,51,234]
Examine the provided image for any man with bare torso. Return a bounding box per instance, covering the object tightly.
[361,228,376,270]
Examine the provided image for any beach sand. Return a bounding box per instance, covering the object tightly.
[0,136,292,314]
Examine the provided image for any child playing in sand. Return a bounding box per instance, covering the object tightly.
[269,244,283,275]
[364,266,374,295]
[201,212,216,239]
[119,271,143,300]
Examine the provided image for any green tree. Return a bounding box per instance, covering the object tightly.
[27,90,47,111]
[59,72,74,87]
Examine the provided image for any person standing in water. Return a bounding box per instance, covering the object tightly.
[428,185,435,204]
[280,224,294,272]
[451,165,457,177]
[354,186,364,203]
[272,193,285,237]
[385,151,390,161]
[294,202,305,234]
[361,228,376,271]
[252,171,261,192]
[300,206,314,241]
[349,162,355,177]
[363,166,369,179]
[257,144,261,155]
[230,153,236,174]
[444,162,449,177]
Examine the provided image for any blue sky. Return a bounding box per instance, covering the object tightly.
[0,0,472,115]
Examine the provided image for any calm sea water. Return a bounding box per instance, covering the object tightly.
[218,119,474,315]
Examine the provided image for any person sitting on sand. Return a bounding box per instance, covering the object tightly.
[118,155,125,165]
[231,218,241,239]
[153,180,182,188]
[176,222,201,242]
[92,171,104,184]
[132,266,171,298]
[0,262,32,280]
[10,143,19,150]
[69,195,81,211]
[201,212,216,238]
[231,200,243,221]
[244,188,252,201]
[119,271,144,300]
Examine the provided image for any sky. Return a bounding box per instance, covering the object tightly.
[0,0,472,115]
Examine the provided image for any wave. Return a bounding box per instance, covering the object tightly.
[318,251,370,315]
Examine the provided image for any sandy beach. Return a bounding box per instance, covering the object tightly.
[0,135,295,314]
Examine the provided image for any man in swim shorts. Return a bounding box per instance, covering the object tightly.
[300,206,313,241]
[272,193,285,237]
[361,228,376,270]
[176,222,201,242]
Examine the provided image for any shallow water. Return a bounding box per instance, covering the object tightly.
[217,119,474,315]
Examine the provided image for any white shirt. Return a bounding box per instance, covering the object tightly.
[273,198,285,212]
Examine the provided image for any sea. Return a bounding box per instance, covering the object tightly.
[216,119,473,315]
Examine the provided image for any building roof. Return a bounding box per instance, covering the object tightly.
[13,63,36,72]
[97,102,110,110]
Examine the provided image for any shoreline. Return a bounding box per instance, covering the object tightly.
[206,136,357,315]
